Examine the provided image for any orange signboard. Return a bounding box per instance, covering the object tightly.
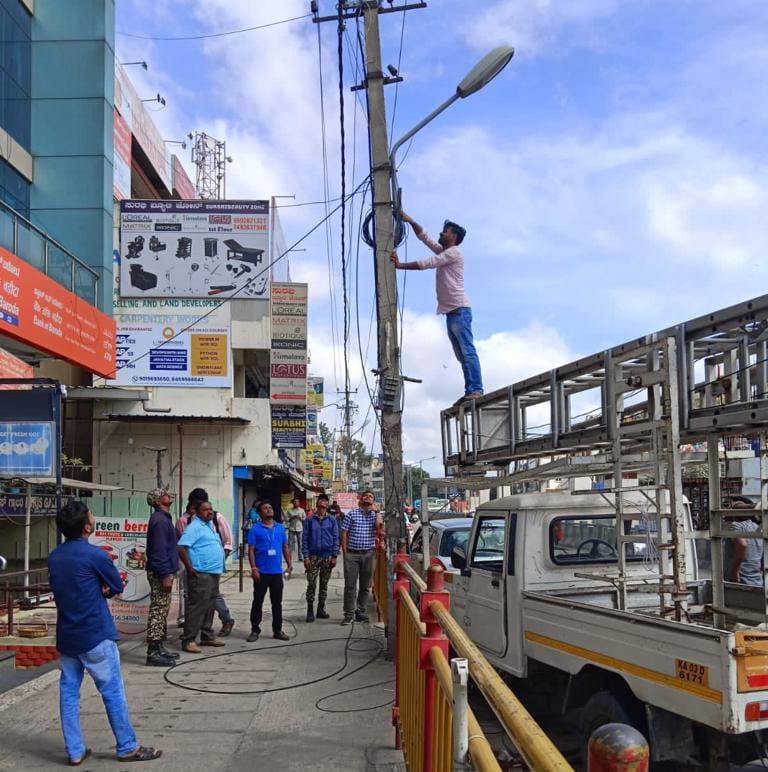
[0,247,116,377]
[0,346,33,388]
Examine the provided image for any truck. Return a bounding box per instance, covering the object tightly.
[433,293,768,768]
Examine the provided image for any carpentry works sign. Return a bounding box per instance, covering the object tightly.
[90,517,151,624]
[270,283,307,448]
[108,324,231,388]
[119,200,270,299]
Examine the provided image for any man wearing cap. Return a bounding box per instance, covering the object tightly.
[144,488,179,667]
[391,212,483,405]
[302,494,339,622]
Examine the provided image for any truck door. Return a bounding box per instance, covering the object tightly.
[459,513,509,657]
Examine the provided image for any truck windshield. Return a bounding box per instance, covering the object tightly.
[550,515,649,565]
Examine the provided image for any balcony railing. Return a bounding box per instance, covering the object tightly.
[0,199,100,305]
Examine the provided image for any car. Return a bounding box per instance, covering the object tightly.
[410,517,477,576]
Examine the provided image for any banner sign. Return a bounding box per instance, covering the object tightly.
[335,492,360,512]
[307,376,324,408]
[271,405,307,449]
[0,493,71,516]
[0,247,116,378]
[119,200,270,299]
[0,346,33,388]
[90,517,151,625]
[172,155,196,200]
[0,421,54,476]
[306,409,318,437]
[108,324,231,388]
[113,108,132,201]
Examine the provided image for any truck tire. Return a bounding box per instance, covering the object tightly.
[580,690,642,764]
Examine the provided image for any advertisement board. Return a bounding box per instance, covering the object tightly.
[119,200,270,299]
[271,405,307,449]
[0,422,54,476]
[90,517,151,625]
[108,324,231,388]
[113,108,132,201]
[335,492,360,513]
[0,492,70,516]
[0,346,33,388]
[0,247,116,378]
[307,376,324,408]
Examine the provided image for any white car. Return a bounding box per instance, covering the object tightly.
[410,517,475,576]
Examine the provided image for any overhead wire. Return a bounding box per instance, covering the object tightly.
[117,13,310,41]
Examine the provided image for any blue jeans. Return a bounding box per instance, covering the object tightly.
[446,307,483,395]
[59,639,137,760]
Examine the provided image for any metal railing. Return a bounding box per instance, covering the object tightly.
[1,567,52,636]
[0,199,99,305]
[391,550,573,772]
[373,535,389,624]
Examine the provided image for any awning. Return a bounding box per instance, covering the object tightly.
[0,476,122,492]
[104,414,249,425]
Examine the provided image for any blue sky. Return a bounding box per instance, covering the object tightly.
[116,0,768,476]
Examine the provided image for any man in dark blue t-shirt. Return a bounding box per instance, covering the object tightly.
[246,500,292,642]
[48,501,161,766]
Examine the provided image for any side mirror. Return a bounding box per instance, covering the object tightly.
[0,555,6,570]
[451,545,467,570]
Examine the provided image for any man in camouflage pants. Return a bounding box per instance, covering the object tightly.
[301,495,340,622]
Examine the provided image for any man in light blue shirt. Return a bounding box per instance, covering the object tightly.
[177,500,225,653]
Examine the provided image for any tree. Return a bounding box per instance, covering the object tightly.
[319,421,333,453]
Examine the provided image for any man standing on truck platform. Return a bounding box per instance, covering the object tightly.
[391,211,483,405]
[724,495,763,586]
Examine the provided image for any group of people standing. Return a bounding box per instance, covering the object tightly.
[47,487,383,766]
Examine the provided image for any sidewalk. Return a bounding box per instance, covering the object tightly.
[0,565,405,771]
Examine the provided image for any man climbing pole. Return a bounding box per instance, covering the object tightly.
[391,211,483,404]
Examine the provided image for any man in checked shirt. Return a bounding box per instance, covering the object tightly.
[340,490,382,625]
[391,211,484,405]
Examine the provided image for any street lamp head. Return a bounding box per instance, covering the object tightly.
[456,45,514,99]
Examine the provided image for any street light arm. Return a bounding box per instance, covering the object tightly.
[389,93,459,214]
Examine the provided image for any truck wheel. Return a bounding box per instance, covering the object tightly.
[580,690,643,765]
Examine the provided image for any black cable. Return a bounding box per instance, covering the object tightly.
[314,678,393,713]
[117,13,310,41]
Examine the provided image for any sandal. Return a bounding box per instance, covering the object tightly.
[116,746,162,762]
[68,748,92,766]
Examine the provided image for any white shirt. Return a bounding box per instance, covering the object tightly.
[415,230,470,314]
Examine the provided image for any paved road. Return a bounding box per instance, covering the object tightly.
[0,566,404,771]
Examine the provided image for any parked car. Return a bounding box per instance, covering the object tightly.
[410,517,482,576]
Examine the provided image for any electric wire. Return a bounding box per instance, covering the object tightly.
[117,13,310,41]
[388,6,408,143]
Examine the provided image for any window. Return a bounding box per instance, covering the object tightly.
[0,1,32,149]
[549,515,649,565]
[470,516,506,571]
[410,529,423,554]
[439,527,470,558]
[0,157,29,217]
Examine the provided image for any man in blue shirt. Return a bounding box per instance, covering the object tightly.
[247,500,292,642]
[177,500,226,653]
[302,494,339,622]
[49,500,161,766]
[144,487,178,667]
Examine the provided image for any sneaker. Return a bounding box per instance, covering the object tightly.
[246,631,260,643]
[181,641,202,654]
[200,638,225,647]
[220,621,235,637]
[355,611,370,623]
[341,615,353,626]
[273,630,290,641]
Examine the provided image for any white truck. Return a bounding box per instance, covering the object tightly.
[447,490,768,768]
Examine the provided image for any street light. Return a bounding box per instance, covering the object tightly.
[389,45,514,212]
[405,455,437,505]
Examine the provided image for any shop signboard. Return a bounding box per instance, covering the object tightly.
[271,405,306,449]
[335,492,359,513]
[90,517,151,625]
[108,324,231,388]
[0,421,54,476]
[0,247,116,378]
[0,346,33,388]
[307,376,324,408]
[113,108,132,201]
[0,493,71,516]
[119,200,270,299]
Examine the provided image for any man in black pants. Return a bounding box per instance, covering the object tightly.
[246,501,292,642]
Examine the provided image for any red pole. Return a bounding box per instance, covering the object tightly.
[420,565,450,772]
[588,723,649,771]
[392,544,410,750]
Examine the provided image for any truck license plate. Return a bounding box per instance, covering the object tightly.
[676,658,709,687]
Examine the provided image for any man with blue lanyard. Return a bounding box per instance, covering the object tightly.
[177,500,226,653]
[247,500,292,642]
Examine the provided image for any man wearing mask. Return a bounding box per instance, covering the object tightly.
[302,494,339,622]
[145,488,179,667]
[177,500,226,653]
[247,501,292,642]
[340,490,381,625]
